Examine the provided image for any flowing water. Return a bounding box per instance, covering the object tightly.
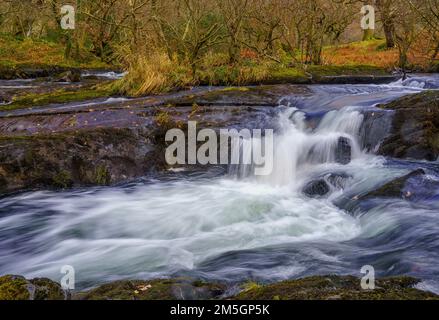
[1,75,439,291]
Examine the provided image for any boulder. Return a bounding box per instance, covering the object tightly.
[303,173,352,198]
[303,179,331,198]
[335,137,352,165]
[378,91,439,161]
[0,275,65,300]
[0,128,166,194]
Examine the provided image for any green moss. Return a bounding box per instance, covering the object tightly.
[52,170,73,189]
[307,65,388,78]
[220,87,250,92]
[360,169,425,200]
[268,67,309,83]
[30,278,65,300]
[0,275,31,300]
[0,275,65,300]
[95,165,111,185]
[2,86,114,111]
[234,275,439,300]
[75,279,225,301]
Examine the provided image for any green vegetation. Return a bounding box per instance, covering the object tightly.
[75,278,225,300]
[95,165,111,186]
[0,1,437,99]
[0,275,31,300]
[2,86,115,111]
[234,276,439,300]
[2,274,437,300]
[0,275,65,300]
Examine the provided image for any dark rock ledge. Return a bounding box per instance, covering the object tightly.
[377,90,439,161]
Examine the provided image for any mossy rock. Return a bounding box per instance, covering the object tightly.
[2,85,115,111]
[234,275,439,300]
[95,165,111,185]
[75,279,225,301]
[0,127,165,193]
[0,275,65,300]
[0,275,31,300]
[52,170,74,189]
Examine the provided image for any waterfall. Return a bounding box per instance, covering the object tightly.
[230,105,365,188]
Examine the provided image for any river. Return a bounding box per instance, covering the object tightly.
[1,74,439,292]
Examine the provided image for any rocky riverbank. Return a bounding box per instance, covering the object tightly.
[1,274,437,300]
[1,84,439,195]
[0,85,305,194]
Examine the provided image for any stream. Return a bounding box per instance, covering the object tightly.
[1,75,439,292]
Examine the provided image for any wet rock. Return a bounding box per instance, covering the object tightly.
[234,275,439,300]
[166,85,311,108]
[303,173,352,198]
[0,128,166,194]
[361,169,426,200]
[55,70,81,83]
[1,274,437,300]
[0,275,65,300]
[74,279,225,301]
[335,137,352,165]
[303,179,331,198]
[0,65,70,80]
[359,110,394,152]
[0,95,10,105]
[378,91,439,161]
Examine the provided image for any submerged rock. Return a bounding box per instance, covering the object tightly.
[336,169,428,213]
[234,275,439,300]
[378,91,439,161]
[361,169,426,200]
[303,173,352,198]
[0,275,65,300]
[303,180,331,198]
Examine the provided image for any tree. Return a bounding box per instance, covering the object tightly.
[376,0,396,48]
[216,0,249,63]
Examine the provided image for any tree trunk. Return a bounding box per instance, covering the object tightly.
[383,22,395,48]
[362,28,374,41]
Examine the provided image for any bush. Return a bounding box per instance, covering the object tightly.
[114,53,192,96]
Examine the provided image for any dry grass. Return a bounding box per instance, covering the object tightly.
[114,54,192,96]
[0,34,107,68]
[322,40,399,68]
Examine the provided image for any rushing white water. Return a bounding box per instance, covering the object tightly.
[256,107,365,187]
[0,106,371,286]
[0,178,361,283]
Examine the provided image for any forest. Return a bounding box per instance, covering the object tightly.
[1,0,439,96]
